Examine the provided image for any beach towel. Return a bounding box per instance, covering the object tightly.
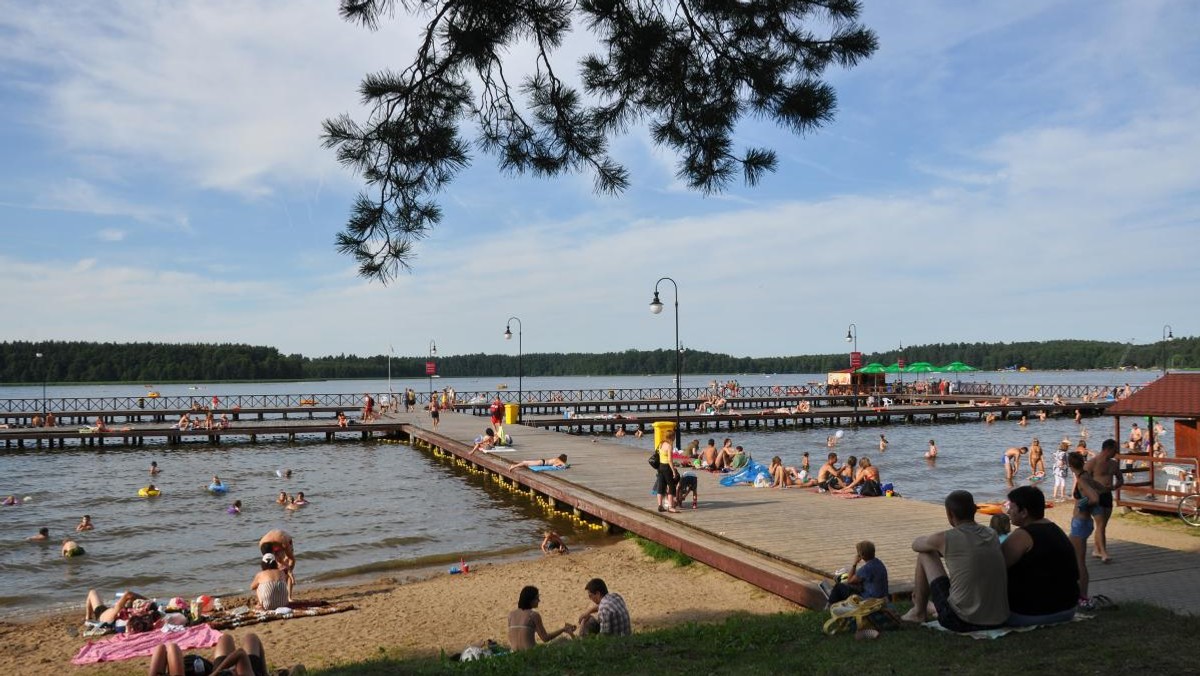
[206,601,355,630]
[920,612,1091,639]
[530,464,569,472]
[72,623,222,664]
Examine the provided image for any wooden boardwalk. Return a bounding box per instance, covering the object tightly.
[396,409,1200,613]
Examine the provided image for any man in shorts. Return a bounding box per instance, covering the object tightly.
[901,490,1009,632]
[1086,439,1124,563]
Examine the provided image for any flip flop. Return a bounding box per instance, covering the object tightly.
[1090,594,1118,610]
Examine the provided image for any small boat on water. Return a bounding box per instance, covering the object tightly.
[497,384,508,390]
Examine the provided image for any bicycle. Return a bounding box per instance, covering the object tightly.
[1179,491,1200,527]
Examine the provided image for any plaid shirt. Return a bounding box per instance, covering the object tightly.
[596,592,631,635]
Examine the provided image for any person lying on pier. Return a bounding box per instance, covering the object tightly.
[786,466,818,488]
[541,530,569,555]
[513,454,569,470]
[470,428,498,454]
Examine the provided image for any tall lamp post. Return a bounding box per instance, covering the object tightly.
[649,277,682,450]
[35,351,46,418]
[504,316,523,409]
[845,323,858,420]
[1162,325,1174,375]
[427,340,437,404]
[387,344,394,398]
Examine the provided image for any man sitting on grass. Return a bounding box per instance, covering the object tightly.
[902,490,1009,632]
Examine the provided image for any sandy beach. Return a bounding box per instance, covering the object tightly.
[1,538,804,675]
[4,507,1195,676]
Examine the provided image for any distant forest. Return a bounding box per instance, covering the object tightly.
[0,338,1196,384]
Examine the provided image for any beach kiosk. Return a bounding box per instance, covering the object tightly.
[1104,373,1200,513]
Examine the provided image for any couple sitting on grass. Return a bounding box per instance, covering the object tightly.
[900,486,1080,632]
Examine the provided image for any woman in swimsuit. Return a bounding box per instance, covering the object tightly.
[251,553,291,611]
[513,454,568,470]
[1068,452,1102,609]
[508,586,574,651]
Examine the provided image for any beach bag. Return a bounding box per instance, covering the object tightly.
[822,596,896,635]
[123,601,160,634]
[648,451,661,469]
[860,479,883,497]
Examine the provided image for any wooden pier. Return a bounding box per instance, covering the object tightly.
[392,410,1198,611]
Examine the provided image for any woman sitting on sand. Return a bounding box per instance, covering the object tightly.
[508,586,575,651]
[251,553,291,611]
[513,454,568,470]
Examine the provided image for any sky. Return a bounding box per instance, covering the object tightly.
[1,1,1197,360]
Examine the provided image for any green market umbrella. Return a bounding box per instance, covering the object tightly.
[883,363,906,373]
[856,363,888,374]
[941,361,979,372]
[904,362,936,374]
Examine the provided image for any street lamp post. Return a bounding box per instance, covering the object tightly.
[504,317,523,410]
[1162,325,1174,375]
[428,340,437,404]
[387,344,393,398]
[649,278,682,450]
[845,323,858,420]
[35,351,46,418]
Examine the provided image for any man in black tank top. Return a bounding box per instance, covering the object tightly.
[1001,485,1078,626]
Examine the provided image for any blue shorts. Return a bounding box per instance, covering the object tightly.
[1070,515,1094,539]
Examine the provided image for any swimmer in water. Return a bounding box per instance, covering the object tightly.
[211,475,224,488]
[925,439,938,459]
[3,495,16,506]
[28,527,50,541]
[62,538,85,557]
[1003,446,1028,484]
[287,492,308,510]
[149,461,161,475]
[277,491,289,505]
[879,435,888,452]
[76,515,94,531]
[228,500,242,514]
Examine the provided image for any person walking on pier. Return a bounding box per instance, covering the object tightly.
[405,388,416,412]
[655,441,681,513]
[428,398,440,429]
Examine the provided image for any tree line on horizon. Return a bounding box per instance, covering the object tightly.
[0,338,1195,385]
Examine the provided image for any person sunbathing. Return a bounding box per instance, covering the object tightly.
[768,456,792,489]
[470,428,497,454]
[513,454,568,470]
[147,631,305,676]
[85,589,147,626]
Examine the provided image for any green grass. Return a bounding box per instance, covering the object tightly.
[623,532,694,566]
[301,602,1198,675]
[1114,508,1200,536]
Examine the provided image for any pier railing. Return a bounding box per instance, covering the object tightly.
[0,382,1139,415]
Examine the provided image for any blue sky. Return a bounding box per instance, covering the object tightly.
[1,1,1196,360]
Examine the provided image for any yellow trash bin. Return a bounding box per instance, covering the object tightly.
[504,403,520,425]
[652,421,677,451]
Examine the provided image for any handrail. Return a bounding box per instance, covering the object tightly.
[0,382,1141,414]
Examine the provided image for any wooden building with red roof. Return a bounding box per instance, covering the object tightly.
[1104,373,1200,511]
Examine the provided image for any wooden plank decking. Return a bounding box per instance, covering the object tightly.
[399,410,1200,612]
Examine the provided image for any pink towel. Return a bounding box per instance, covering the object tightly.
[71,624,222,664]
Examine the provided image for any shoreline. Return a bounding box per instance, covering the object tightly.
[1,538,805,675]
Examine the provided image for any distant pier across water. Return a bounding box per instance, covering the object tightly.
[0,382,1121,450]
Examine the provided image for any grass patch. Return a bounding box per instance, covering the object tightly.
[623,532,693,566]
[303,602,1200,675]
[1115,508,1200,536]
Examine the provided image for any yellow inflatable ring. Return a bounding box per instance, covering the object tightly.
[138,487,161,498]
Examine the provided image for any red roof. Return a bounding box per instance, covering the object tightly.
[1104,373,1200,418]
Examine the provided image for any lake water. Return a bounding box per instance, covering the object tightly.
[0,371,1164,619]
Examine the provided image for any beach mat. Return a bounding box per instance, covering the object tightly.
[206,601,355,630]
[920,612,1091,639]
[530,464,568,472]
[72,623,222,664]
